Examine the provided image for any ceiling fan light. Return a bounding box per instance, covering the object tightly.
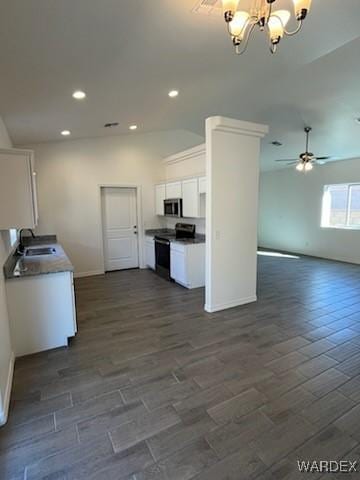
[229,11,250,38]
[268,10,290,44]
[222,0,240,22]
[296,162,304,172]
[292,0,312,20]
[305,162,313,171]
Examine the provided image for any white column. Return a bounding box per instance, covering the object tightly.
[205,116,268,313]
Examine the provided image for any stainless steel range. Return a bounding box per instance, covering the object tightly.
[154,223,195,280]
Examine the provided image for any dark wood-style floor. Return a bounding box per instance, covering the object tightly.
[1,252,360,479]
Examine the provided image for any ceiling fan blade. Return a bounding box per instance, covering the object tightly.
[315,156,331,160]
[275,159,298,162]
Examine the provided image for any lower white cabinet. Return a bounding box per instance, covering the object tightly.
[6,272,77,357]
[170,246,187,286]
[145,236,155,269]
[170,242,205,289]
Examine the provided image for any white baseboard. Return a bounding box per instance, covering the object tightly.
[0,352,15,426]
[74,270,104,279]
[205,295,257,313]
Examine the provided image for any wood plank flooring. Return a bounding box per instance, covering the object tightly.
[1,252,360,479]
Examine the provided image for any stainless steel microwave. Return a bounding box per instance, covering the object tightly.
[164,198,182,217]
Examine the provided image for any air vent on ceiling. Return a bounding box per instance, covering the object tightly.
[192,0,222,16]
[104,122,119,128]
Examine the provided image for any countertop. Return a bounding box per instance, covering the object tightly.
[145,228,205,245]
[145,228,175,236]
[4,235,74,280]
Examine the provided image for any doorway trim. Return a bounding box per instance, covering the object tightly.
[98,184,145,272]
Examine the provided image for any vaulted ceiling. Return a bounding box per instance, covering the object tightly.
[0,0,360,170]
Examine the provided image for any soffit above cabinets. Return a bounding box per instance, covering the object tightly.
[163,144,206,165]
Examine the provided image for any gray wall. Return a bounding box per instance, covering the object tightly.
[259,158,360,264]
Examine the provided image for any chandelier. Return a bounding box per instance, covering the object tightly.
[222,0,312,54]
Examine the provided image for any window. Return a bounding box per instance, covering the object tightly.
[9,229,18,247]
[321,184,360,229]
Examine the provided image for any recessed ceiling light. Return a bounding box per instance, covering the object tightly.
[72,90,86,100]
[129,125,138,131]
[168,90,179,98]
[61,130,71,136]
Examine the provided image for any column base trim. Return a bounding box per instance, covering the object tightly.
[205,295,257,313]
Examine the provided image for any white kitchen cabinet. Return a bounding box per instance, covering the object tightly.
[145,236,155,269]
[30,156,39,225]
[199,194,206,219]
[6,271,77,357]
[155,184,166,216]
[170,245,187,286]
[182,178,200,218]
[170,242,205,289]
[199,176,207,194]
[0,148,38,229]
[165,181,182,199]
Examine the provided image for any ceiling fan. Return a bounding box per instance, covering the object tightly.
[276,127,331,172]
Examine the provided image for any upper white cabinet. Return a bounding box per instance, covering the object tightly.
[199,176,206,194]
[0,148,38,229]
[182,178,200,218]
[165,181,182,199]
[155,176,206,217]
[155,184,166,216]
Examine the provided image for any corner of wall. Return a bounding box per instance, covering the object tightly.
[0,114,14,426]
[0,351,14,426]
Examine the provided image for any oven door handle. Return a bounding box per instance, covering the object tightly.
[155,239,170,246]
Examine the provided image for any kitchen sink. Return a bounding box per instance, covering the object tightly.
[25,247,56,256]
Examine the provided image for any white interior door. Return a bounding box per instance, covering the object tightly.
[102,187,139,271]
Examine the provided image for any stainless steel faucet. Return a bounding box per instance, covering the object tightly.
[17,229,35,255]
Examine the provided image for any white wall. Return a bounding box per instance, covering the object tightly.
[0,116,14,425]
[165,216,205,235]
[205,117,268,313]
[30,130,203,276]
[164,143,206,234]
[259,158,360,264]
